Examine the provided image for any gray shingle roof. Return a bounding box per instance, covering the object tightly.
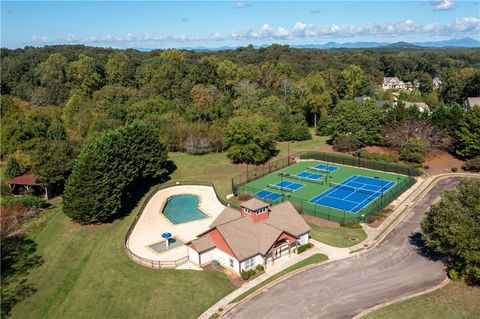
[190,236,215,253]
[193,201,310,261]
[209,206,241,228]
[241,198,269,211]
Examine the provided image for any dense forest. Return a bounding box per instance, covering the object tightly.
[1,44,480,196]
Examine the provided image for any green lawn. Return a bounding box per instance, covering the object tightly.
[170,132,329,199]
[308,223,367,247]
[363,282,480,319]
[230,253,328,304]
[6,135,329,319]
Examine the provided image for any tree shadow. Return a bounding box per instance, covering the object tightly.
[110,160,177,222]
[409,232,443,262]
[1,235,44,318]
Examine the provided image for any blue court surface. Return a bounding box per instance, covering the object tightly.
[275,180,304,191]
[313,163,338,172]
[309,175,396,214]
[297,171,322,180]
[256,190,283,201]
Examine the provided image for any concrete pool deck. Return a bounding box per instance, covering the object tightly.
[127,184,226,263]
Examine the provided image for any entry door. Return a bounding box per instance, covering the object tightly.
[274,247,282,259]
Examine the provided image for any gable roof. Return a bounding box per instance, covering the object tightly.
[265,201,311,237]
[210,206,241,228]
[189,235,215,253]
[192,201,310,261]
[8,173,40,186]
[241,198,269,211]
[383,77,401,85]
[466,97,480,109]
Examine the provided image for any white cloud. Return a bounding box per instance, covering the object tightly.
[31,35,48,43]
[431,0,454,11]
[31,16,480,48]
[235,2,245,9]
[446,16,480,33]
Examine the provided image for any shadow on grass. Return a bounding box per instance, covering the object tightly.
[1,235,44,318]
[409,232,443,262]
[110,160,177,222]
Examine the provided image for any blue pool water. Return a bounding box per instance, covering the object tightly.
[162,195,207,224]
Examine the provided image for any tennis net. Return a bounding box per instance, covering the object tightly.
[278,172,324,184]
[329,182,385,196]
[267,183,294,192]
[307,166,331,174]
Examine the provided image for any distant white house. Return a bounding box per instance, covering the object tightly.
[382,77,404,90]
[433,77,442,90]
[403,101,430,113]
[382,77,419,91]
[464,97,480,111]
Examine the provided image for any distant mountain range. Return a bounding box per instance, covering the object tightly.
[134,37,480,52]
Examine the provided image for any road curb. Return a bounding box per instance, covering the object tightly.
[352,277,451,319]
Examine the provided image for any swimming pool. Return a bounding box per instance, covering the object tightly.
[162,195,207,224]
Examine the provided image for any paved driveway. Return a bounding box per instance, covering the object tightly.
[225,177,462,319]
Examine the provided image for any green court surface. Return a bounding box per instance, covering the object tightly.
[237,161,412,222]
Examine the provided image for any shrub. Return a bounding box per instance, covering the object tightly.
[423,164,430,170]
[255,264,265,272]
[237,193,253,201]
[357,149,398,163]
[184,133,211,155]
[298,243,313,254]
[448,268,463,281]
[0,195,49,209]
[400,138,427,163]
[332,134,361,152]
[240,270,251,280]
[451,167,458,172]
[463,156,480,172]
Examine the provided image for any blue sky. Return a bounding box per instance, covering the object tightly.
[1,1,479,49]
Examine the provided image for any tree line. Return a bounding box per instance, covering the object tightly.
[1,45,480,223]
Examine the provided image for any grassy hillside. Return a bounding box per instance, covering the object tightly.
[7,136,327,318]
[363,282,480,319]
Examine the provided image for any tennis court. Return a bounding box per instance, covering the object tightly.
[256,190,283,201]
[310,163,338,173]
[309,175,396,214]
[297,171,322,180]
[237,160,412,222]
[274,180,304,191]
[256,180,303,201]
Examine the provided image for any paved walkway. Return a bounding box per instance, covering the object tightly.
[127,185,225,262]
[222,175,475,319]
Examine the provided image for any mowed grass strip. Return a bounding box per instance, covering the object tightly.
[230,253,328,304]
[308,223,367,248]
[363,282,480,319]
[8,136,329,319]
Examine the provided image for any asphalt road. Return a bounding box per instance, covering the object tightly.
[225,177,462,319]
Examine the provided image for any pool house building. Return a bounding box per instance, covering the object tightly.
[186,198,310,275]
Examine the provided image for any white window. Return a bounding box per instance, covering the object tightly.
[243,257,255,270]
[229,258,234,268]
[256,208,265,215]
